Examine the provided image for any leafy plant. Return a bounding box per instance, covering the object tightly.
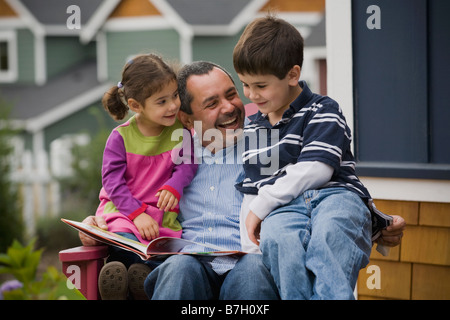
[0,239,85,300]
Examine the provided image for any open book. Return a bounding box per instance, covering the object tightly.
[368,199,394,241]
[368,199,394,256]
[62,219,245,260]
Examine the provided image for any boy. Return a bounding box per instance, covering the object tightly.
[233,15,389,299]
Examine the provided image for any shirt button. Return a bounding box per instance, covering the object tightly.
[210,186,215,191]
[208,227,213,232]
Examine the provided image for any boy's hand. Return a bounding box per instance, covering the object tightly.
[246,210,262,246]
[133,213,159,240]
[156,190,179,212]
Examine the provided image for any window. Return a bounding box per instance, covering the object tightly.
[0,31,18,82]
[352,0,450,179]
[0,41,9,71]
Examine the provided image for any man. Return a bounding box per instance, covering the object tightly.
[81,61,406,300]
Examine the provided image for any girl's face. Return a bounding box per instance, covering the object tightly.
[131,80,180,135]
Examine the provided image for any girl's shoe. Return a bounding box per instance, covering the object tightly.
[128,263,152,300]
[98,261,128,300]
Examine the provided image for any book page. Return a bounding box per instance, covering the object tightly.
[62,219,147,254]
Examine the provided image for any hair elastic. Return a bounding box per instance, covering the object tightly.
[117,81,123,89]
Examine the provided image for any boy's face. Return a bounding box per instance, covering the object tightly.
[238,66,301,123]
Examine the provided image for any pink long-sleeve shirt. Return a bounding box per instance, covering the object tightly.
[95,116,197,244]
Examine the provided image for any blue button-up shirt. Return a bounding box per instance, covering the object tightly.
[178,132,245,274]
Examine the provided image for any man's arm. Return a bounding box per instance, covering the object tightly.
[79,216,108,246]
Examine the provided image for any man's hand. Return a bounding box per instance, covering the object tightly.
[156,190,179,212]
[376,215,406,247]
[246,210,262,246]
[133,213,159,240]
[80,216,108,246]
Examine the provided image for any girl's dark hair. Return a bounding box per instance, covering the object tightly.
[102,53,177,121]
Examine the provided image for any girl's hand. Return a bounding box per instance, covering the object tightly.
[156,190,179,212]
[133,213,159,240]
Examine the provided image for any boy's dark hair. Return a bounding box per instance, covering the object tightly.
[177,61,234,114]
[233,15,304,79]
[102,53,176,121]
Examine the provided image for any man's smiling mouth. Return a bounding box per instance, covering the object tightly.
[218,117,238,128]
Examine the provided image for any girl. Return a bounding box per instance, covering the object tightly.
[96,54,197,299]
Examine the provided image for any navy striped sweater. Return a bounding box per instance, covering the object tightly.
[236,81,371,200]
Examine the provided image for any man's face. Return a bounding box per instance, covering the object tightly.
[185,67,245,150]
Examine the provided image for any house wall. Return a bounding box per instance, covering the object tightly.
[0,0,17,16]
[192,32,251,104]
[46,37,96,78]
[357,199,450,300]
[105,29,180,82]
[261,0,325,12]
[44,103,117,152]
[16,28,34,83]
[109,0,161,17]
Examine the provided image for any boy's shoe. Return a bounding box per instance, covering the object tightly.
[128,263,152,300]
[98,261,128,300]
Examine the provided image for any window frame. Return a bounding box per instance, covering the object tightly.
[0,30,18,83]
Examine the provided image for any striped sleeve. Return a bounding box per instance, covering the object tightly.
[298,102,352,171]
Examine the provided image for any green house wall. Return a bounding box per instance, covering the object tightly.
[16,29,35,84]
[192,32,250,105]
[106,29,180,82]
[46,37,96,78]
[44,103,118,151]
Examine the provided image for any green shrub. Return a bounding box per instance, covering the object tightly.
[0,239,85,300]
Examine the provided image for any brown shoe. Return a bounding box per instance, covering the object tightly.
[98,261,128,300]
[128,263,151,300]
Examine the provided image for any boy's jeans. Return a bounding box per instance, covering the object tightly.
[260,187,372,300]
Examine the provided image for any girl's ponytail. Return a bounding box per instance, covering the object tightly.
[102,84,129,121]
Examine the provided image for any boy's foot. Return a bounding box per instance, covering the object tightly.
[98,261,128,300]
[128,263,152,300]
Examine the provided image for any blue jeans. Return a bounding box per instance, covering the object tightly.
[260,187,372,300]
[144,254,280,300]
